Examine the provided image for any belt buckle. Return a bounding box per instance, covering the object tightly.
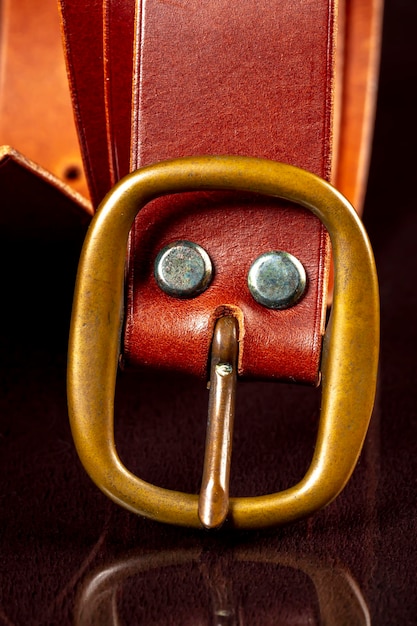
[67,155,379,530]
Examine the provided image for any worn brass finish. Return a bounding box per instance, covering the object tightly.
[67,155,379,529]
[199,316,238,529]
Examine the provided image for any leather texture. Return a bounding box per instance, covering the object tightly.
[115,0,334,382]
[0,0,90,200]
[122,0,383,381]
[58,0,112,207]
[54,0,383,383]
[5,1,416,624]
[0,0,93,240]
[334,0,384,211]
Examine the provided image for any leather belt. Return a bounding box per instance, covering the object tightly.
[124,0,331,382]
[2,0,382,528]
[57,0,382,383]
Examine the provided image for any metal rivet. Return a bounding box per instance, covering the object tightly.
[247,251,307,309]
[154,240,213,298]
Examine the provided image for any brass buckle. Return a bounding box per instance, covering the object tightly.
[67,156,379,529]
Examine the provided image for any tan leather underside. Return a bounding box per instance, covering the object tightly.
[0,0,383,213]
[0,0,89,200]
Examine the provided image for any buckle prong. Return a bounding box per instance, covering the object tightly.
[199,316,238,529]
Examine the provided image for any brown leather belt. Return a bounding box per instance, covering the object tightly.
[0,0,382,529]
[58,0,382,383]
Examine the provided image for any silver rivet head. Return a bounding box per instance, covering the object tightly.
[247,250,307,309]
[154,240,213,298]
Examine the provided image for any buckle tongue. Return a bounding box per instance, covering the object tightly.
[199,316,238,529]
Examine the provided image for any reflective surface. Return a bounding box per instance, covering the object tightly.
[1,1,417,623]
[74,547,371,625]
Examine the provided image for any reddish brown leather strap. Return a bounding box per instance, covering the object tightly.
[56,0,382,383]
[58,0,112,207]
[123,0,333,382]
[0,0,89,200]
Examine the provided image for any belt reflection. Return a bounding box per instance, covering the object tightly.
[74,546,370,625]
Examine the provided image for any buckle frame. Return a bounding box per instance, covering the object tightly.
[67,155,379,529]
